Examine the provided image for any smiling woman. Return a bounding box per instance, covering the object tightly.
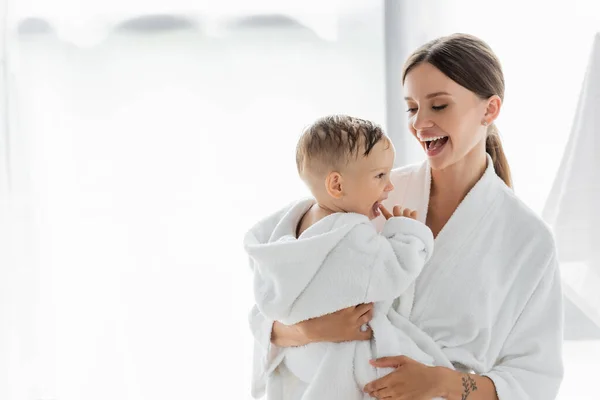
[387,4,600,395]
[402,55,509,187]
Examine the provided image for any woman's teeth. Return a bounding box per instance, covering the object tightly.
[422,136,447,149]
[422,135,447,142]
[425,136,448,150]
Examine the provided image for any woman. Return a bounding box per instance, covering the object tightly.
[249,33,564,400]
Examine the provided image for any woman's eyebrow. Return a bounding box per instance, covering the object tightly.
[404,91,452,101]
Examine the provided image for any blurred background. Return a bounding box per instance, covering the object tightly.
[0,0,599,399]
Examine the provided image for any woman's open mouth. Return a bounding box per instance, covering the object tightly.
[422,136,449,156]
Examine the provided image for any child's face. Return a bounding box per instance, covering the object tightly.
[339,139,395,220]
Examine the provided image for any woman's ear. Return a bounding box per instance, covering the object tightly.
[484,95,502,123]
[325,172,344,199]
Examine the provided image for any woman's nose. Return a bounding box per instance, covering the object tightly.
[411,110,434,131]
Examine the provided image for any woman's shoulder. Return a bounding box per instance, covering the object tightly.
[496,180,557,264]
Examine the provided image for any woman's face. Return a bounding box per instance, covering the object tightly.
[403,62,495,170]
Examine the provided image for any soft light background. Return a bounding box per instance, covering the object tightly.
[1,1,599,399]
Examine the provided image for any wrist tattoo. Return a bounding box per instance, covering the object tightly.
[461,375,478,399]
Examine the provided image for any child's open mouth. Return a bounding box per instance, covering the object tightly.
[372,201,382,218]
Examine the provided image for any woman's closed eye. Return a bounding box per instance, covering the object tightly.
[376,173,386,179]
[406,104,448,113]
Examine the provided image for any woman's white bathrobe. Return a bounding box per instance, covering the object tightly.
[245,199,454,400]
[249,155,564,400]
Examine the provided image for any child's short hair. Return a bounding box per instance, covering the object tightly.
[296,114,386,177]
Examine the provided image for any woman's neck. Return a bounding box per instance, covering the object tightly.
[430,149,488,205]
[427,147,487,237]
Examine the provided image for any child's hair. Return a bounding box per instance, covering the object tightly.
[296,114,387,178]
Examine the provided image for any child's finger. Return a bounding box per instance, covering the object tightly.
[402,208,412,218]
[379,204,393,220]
[410,210,418,219]
[393,205,402,217]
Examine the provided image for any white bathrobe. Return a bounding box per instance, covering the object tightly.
[245,199,454,400]
[249,155,564,400]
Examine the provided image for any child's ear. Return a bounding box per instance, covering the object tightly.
[325,172,344,199]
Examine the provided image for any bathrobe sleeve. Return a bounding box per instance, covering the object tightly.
[482,253,564,400]
[248,304,285,399]
[380,216,434,276]
[363,216,434,301]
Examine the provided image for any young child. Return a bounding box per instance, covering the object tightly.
[244,115,452,400]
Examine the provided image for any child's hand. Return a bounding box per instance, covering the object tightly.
[379,204,418,220]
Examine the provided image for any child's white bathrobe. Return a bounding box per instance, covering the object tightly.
[245,200,454,400]
[249,155,564,400]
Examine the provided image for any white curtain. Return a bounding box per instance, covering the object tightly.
[3,1,385,399]
[543,34,600,333]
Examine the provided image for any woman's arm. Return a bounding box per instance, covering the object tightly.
[436,369,498,400]
[365,357,498,400]
[479,257,564,400]
[249,303,375,397]
[271,320,308,347]
[438,255,563,400]
[272,303,375,347]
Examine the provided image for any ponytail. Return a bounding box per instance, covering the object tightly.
[486,124,512,189]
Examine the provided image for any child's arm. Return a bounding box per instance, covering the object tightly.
[359,205,433,303]
[380,205,433,274]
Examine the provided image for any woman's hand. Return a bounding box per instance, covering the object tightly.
[364,356,446,399]
[272,303,374,347]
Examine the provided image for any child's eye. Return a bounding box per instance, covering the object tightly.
[432,105,448,111]
[406,107,417,113]
[376,173,386,179]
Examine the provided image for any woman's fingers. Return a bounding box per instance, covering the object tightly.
[354,302,374,317]
[369,355,412,368]
[358,309,374,325]
[379,204,393,220]
[363,372,394,393]
[371,387,393,399]
[355,304,374,326]
[393,205,402,217]
[348,304,374,340]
